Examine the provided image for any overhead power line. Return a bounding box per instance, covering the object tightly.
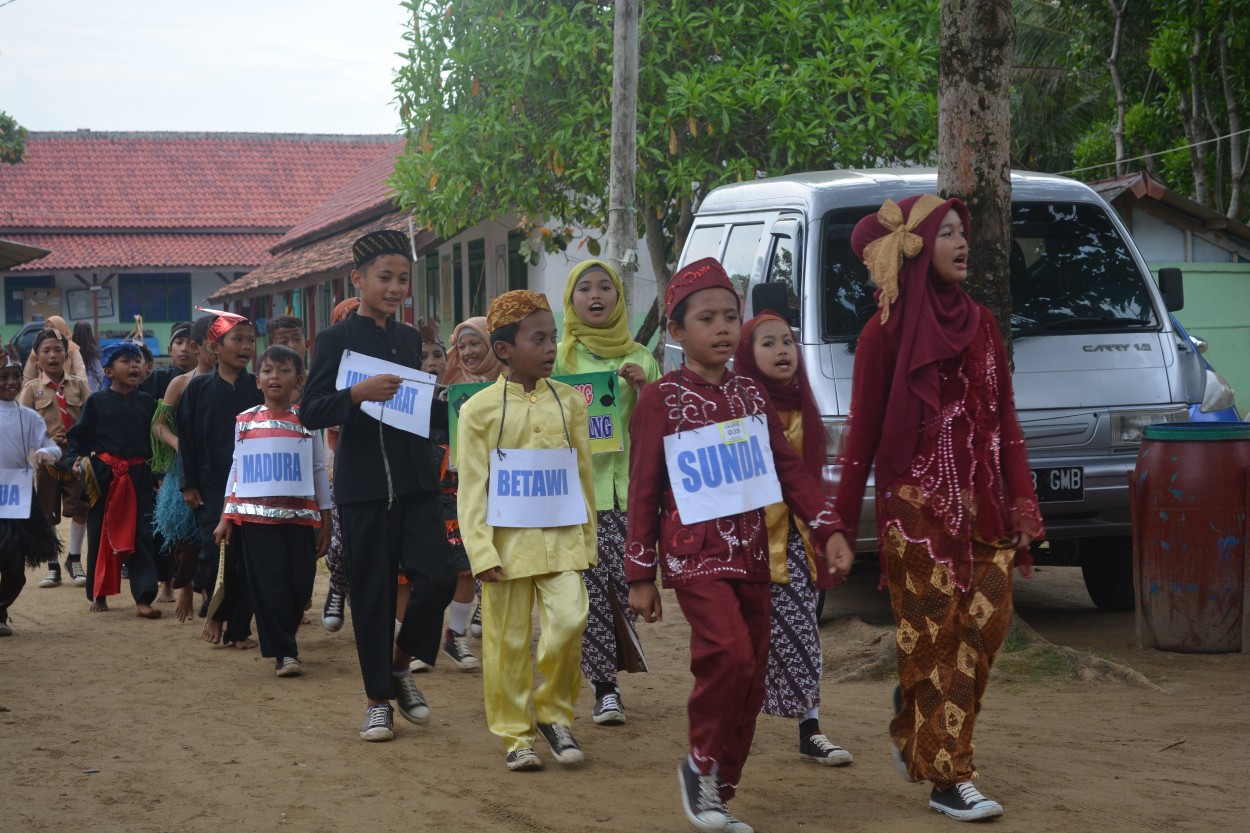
[1054,127,1250,176]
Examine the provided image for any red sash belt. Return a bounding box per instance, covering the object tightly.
[93,453,145,599]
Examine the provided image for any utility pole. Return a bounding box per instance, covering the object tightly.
[607,0,640,309]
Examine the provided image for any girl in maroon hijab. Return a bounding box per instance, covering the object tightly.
[833,195,1043,822]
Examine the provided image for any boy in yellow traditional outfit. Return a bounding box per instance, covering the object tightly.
[457,290,597,772]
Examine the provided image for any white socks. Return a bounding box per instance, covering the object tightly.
[69,519,86,555]
[448,600,474,636]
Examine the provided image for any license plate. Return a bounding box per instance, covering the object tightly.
[1031,467,1084,502]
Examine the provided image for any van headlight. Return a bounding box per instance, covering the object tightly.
[1200,368,1236,413]
[822,417,848,458]
[1109,407,1189,447]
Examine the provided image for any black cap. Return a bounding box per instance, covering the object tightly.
[352,230,411,268]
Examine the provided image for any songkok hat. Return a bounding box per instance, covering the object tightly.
[487,290,551,333]
[352,230,411,268]
[665,257,738,317]
[101,341,143,368]
[850,194,948,324]
[331,297,361,324]
[195,306,251,344]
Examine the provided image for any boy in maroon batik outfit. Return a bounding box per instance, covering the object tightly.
[626,258,855,833]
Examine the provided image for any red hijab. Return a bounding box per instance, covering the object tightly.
[850,195,981,492]
[733,311,826,482]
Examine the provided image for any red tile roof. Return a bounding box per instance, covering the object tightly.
[0,132,402,271]
[273,141,405,253]
[9,233,276,271]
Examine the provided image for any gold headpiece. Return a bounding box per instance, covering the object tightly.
[860,194,946,324]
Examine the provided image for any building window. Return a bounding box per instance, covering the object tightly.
[4,275,55,325]
[507,230,528,291]
[467,238,486,316]
[119,273,191,322]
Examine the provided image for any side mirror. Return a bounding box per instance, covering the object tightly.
[1158,267,1184,312]
[751,281,791,321]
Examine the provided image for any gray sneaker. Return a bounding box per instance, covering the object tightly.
[66,560,87,587]
[505,747,542,771]
[392,671,431,725]
[537,722,584,765]
[38,568,61,588]
[678,757,728,832]
[359,704,394,742]
[928,782,1004,821]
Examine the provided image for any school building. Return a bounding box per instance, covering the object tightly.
[205,143,661,348]
[0,131,401,349]
[1093,171,1250,415]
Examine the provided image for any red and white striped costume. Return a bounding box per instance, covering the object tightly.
[222,405,331,525]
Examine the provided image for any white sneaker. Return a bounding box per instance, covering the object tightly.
[38,569,61,588]
[409,658,431,672]
[275,657,304,677]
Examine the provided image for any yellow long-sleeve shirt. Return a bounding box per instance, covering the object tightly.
[457,376,597,579]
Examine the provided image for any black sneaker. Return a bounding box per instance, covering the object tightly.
[37,567,62,588]
[800,733,854,766]
[66,560,87,587]
[359,703,394,742]
[470,603,482,638]
[537,722,584,765]
[322,587,345,632]
[392,671,431,725]
[443,628,480,670]
[678,757,728,832]
[505,747,542,771]
[928,782,1004,821]
[722,811,754,833]
[592,689,626,725]
[275,657,303,677]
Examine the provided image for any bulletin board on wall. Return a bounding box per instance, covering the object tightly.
[67,287,115,320]
[23,287,62,322]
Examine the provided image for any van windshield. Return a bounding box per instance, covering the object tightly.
[820,201,1160,341]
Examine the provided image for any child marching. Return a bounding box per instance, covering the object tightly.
[214,345,332,676]
[0,344,64,635]
[625,259,854,833]
[733,311,853,766]
[553,260,659,724]
[457,290,597,771]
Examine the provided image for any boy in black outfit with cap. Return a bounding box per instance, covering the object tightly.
[301,229,457,742]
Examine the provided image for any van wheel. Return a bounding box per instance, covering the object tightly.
[1079,536,1135,611]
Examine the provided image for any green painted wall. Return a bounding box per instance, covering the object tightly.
[1152,262,1250,418]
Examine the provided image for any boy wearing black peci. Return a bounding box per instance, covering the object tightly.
[301,230,457,742]
[177,310,262,648]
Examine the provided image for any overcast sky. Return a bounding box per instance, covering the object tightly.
[1,0,409,134]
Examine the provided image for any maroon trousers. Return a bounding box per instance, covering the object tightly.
[675,578,772,802]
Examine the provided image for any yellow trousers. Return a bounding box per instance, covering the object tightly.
[481,570,589,752]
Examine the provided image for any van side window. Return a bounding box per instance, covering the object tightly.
[722,223,765,299]
[820,207,876,341]
[685,225,725,263]
[766,217,802,320]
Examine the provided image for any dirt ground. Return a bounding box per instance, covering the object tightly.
[2,539,1249,833]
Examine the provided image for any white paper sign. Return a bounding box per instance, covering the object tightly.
[487,447,588,528]
[232,436,314,498]
[662,417,782,524]
[0,467,34,520]
[335,350,436,437]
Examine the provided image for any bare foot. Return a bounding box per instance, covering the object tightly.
[300,615,312,626]
[232,637,258,650]
[175,587,194,622]
[136,604,162,620]
[202,618,223,644]
[156,582,175,603]
[89,598,109,612]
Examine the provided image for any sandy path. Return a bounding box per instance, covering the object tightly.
[2,554,1248,833]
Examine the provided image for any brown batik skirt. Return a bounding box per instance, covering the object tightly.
[881,516,1015,790]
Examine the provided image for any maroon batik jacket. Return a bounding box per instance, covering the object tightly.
[624,366,841,590]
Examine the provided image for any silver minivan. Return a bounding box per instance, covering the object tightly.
[671,169,1235,610]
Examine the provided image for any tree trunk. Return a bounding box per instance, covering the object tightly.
[607,0,640,301]
[937,0,1015,356]
[1107,0,1129,177]
[1184,28,1210,207]
[1218,23,1246,219]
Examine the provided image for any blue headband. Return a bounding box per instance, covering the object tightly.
[101,341,143,368]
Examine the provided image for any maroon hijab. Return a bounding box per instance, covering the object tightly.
[850,195,981,492]
[733,311,826,482]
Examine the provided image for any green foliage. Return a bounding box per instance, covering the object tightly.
[0,110,27,165]
[392,0,940,271]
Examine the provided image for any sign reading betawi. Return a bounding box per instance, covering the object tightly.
[662,417,782,524]
[486,447,587,528]
[335,350,437,437]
